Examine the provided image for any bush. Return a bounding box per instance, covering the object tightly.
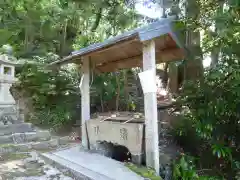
[173,155,221,180]
[172,59,240,178]
[13,63,80,130]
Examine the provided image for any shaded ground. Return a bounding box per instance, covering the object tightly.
[0,126,80,180]
[0,151,74,180]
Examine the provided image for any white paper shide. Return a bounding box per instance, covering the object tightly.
[138,70,157,93]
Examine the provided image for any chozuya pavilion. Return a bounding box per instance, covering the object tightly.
[49,17,186,178]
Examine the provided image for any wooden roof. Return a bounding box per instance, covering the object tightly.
[50,17,185,73]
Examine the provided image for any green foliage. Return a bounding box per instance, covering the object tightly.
[173,155,221,180]
[170,0,240,178]
[173,155,199,179]
[173,58,240,177]
[174,49,240,178]
[0,0,139,130]
[14,60,134,130]
[1,0,138,126]
[234,161,240,179]
[0,0,138,58]
[91,71,129,111]
[170,116,204,156]
[13,60,80,130]
[125,163,162,180]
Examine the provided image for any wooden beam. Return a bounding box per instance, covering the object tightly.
[96,48,184,72]
[81,56,90,149]
[96,55,141,72]
[92,38,138,56]
[142,40,159,174]
[90,39,140,65]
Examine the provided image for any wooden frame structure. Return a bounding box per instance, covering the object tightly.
[50,17,185,174]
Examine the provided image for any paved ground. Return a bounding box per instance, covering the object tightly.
[0,151,75,180]
[0,116,81,180]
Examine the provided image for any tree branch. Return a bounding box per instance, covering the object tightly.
[91,7,103,32]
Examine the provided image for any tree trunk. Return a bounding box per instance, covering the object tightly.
[184,0,203,81]
[210,2,224,68]
[168,62,179,94]
[115,75,120,111]
[123,70,129,111]
[210,48,219,68]
[100,92,104,112]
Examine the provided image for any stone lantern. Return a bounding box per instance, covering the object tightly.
[0,54,18,107]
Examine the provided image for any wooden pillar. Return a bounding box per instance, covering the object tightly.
[142,40,160,174]
[81,57,90,149]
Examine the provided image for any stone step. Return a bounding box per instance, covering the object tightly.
[0,131,51,144]
[0,119,23,125]
[0,136,78,154]
[40,146,144,180]
[0,123,35,136]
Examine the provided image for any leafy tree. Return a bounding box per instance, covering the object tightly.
[12,59,80,130]
[5,0,139,131]
[0,0,138,58]
[172,0,240,178]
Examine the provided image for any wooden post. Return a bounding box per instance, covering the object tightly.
[142,40,159,174]
[81,57,90,149]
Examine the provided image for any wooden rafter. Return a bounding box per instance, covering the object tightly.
[96,48,184,72]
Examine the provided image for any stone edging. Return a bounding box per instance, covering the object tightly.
[39,152,111,180]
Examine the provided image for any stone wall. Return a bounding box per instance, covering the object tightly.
[10,85,31,122]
